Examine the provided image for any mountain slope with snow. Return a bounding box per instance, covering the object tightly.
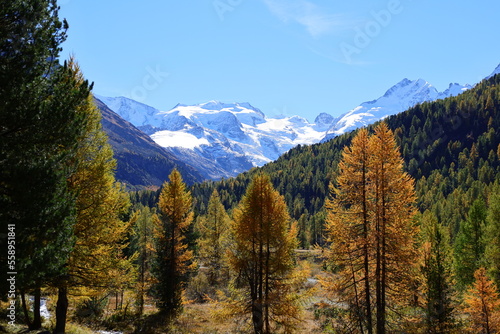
[96,98,204,187]
[98,63,499,180]
[323,64,500,141]
[98,97,327,179]
[323,78,472,141]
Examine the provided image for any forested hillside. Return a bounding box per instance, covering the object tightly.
[191,74,500,247]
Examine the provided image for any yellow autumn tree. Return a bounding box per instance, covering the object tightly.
[325,127,373,334]
[464,267,500,334]
[325,123,419,334]
[369,122,418,333]
[224,173,301,334]
[196,189,231,291]
[55,60,134,333]
[129,205,159,315]
[68,69,132,294]
[154,169,194,317]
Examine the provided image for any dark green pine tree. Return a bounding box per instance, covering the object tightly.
[421,212,457,333]
[0,0,90,330]
[454,199,488,289]
[485,184,500,288]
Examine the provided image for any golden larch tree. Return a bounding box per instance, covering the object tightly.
[196,189,231,288]
[228,173,300,334]
[369,122,418,334]
[325,127,373,334]
[56,60,133,333]
[154,168,194,317]
[464,267,500,334]
[325,122,419,334]
[129,205,159,315]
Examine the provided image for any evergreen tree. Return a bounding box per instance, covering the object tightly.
[421,212,457,333]
[154,169,194,317]
[0,1,90,329]
[485,184,500,288]
[454,199,487,289]
[129,205,158,315]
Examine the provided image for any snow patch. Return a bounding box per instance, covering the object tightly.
[151,130,209,149]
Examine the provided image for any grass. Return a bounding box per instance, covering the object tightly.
[0,251,327,333]
[0,321,94,334]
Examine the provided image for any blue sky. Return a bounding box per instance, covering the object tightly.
[59,0,500,121]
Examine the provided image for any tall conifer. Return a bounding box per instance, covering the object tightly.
[228,173,300,334]
[154,169,194,317]
[325,122,418,333]
[369,122,418,333]
[464,268,500,334]
[325,128,373,333]
[421,212,457,333]
[0,1,90,329]
[130,205,158,315]
[454,199,487,289]
[485,185,500,287]
[196,189,231,288]
[53,61,133,334]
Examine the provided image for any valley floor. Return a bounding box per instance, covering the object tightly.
[1,250,328,334]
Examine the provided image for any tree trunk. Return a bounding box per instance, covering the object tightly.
[379,186,387,334]
[31,286,42,329]
[362,165,373,334]
[137,281,144,316]
[20,291,33,328]
[349,251,364,334]
[252,301,264,334]
[264,240,271,334]
[54,286,68,334]
[375,191,384,334]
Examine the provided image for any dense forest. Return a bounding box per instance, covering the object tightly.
[3,0,500,333]
[190,73,500,248]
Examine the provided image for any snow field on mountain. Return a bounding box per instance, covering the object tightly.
[98,63,499,178]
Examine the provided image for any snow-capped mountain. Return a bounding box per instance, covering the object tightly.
[323,78,472,140]
[323,64,500,141]
[98,63,499,180]
[97,96,326,179]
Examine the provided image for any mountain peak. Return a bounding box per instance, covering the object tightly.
[416,78,430,86]
[382,78,432,99]
[487,63,500,79]
[200,100,225,110]
[195,101,264,117]
[314,112,335,124]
